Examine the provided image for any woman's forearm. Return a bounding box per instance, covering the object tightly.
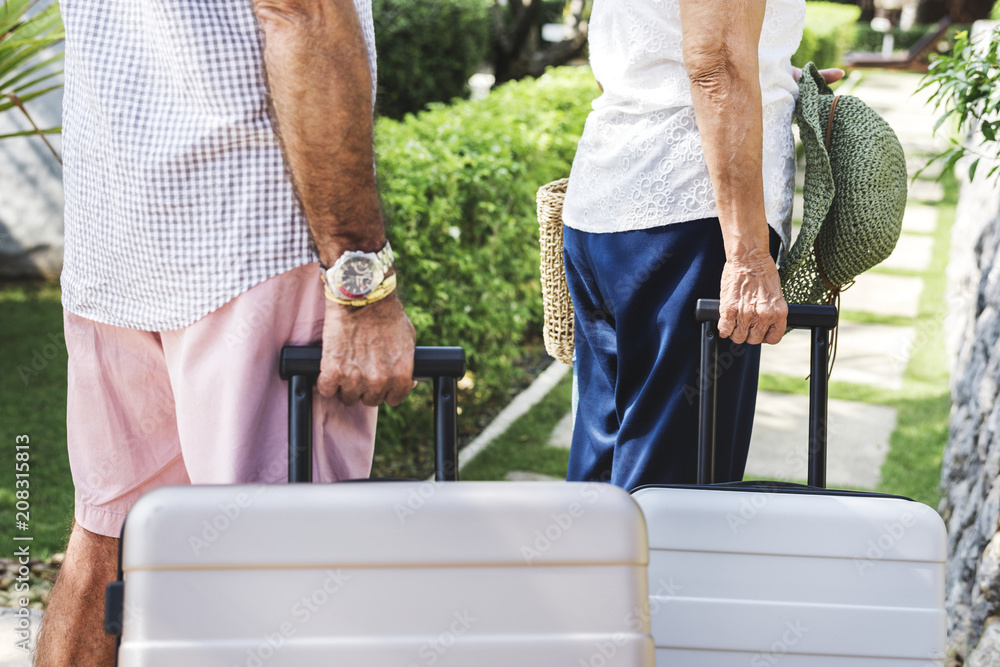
[679,0,786,345]
[679,0,769,265]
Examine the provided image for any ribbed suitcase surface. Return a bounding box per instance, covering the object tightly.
[117,481,653,666]
[632,486,946,665]
[630,301,947,665]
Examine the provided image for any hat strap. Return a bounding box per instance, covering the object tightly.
[825,95,841,150]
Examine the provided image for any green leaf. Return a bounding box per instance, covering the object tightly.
[983,121,997,143]
[1,51,62,91]
[0,82,61,112]
[0,124,59,139]
[0,38,62,82]
[0,0,35,37]
[932,108,956,134]
[917,23,1000,182]
[942,148,964,175]
[0,0,63,139]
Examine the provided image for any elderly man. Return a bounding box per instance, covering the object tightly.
[35,1,413,664]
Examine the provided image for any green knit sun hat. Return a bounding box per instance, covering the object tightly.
[779,63,908,305]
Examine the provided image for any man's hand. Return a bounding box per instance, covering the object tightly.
[718,249,787,345]
[255,1,418,405]
[319,295,416,406]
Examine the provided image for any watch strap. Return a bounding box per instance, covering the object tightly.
[319,240,394,273]
[323,271,397,307]
[374,241,394,273]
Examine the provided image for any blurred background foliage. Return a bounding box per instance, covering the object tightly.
[373,0,490,120]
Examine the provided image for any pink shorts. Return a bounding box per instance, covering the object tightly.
[65,263,377,537]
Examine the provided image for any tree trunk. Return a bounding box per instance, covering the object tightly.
[490,0,591,85]
[491,0,546,85]
[917,0,994,23]
[859,0,877,23]
[915,0,948,23]
[948,0,995,22]
[523,22,589,79]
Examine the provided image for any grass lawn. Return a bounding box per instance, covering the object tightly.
[0,282,74,559]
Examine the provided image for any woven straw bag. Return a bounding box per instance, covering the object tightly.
[537,178,574,365]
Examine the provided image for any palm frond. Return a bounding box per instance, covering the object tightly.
[0,51,61,90]
[0,0,37,38]
[0,123,58,139]
[0,0,65,158]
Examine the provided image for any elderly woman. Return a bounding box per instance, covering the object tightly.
[562,0,841,489]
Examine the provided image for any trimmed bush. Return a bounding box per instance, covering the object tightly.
[371,66,600,477]
[373,0,490,120]
[792,1,861,69]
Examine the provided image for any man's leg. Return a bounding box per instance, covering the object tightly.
[36,312,188,665]
[34,523,117,666]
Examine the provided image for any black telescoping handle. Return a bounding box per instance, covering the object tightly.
[279,346,467,483]
[694,299,838,488]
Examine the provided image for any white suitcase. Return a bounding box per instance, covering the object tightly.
[631,301,947,666]
[105,346,655,667]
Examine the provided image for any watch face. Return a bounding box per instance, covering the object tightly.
[334,257,380,298]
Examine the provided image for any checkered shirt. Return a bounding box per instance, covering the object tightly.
[59,0,377,331]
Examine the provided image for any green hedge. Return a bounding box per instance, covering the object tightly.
[373,0,490,120]
[371,67,599,477]
[792,1,861,69]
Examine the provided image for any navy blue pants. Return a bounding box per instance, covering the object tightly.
[563,219,780,491]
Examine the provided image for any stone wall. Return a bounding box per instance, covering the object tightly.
[940,22,1000,665]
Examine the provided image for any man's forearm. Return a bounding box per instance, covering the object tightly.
[254,0,384,265]
[679,0,769,263]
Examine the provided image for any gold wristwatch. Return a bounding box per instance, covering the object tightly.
[321,241,396,306]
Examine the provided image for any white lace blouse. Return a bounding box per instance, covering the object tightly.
[563,0,805,250]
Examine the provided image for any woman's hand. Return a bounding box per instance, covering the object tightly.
[718,250,787,345]
[792,67,845,85]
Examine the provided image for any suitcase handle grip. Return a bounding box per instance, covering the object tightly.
[694,299,839,330]
[280,346,466,484]
[694,299,835,489]
[279,346,466,381]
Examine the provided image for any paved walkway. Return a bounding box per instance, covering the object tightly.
[0,609,41,666]
[506,70,948,489]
